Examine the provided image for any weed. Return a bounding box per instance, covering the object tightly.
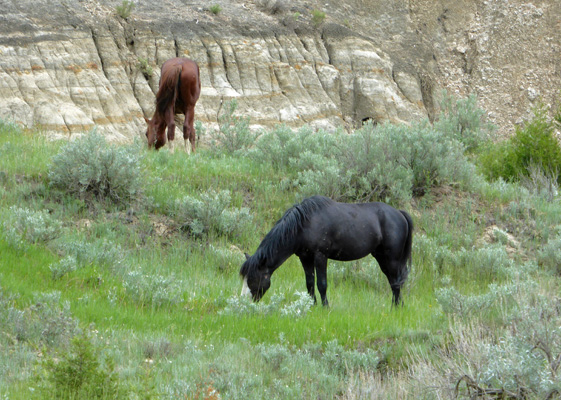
[116,0,135,19]
[209,5,222,15]
[311,9,326,28]
[137,57,153,79]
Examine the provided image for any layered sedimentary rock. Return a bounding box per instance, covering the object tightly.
[0,0,559,141]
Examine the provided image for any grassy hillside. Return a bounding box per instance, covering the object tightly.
[1,101,560,399]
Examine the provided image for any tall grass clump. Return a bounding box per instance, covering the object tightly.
[479,103,561,186]
[48,129,142,206]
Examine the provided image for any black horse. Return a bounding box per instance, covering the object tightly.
[240,195,413,306]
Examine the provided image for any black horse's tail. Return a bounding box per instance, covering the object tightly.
[399,210,413,285]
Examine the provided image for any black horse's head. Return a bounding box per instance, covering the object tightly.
[240,253,271,302]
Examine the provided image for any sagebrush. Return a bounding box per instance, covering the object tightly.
[48,129,142,205]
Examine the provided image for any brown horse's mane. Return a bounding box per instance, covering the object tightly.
[155,65,182,117]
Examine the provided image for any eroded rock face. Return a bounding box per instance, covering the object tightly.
[0,0,559,141]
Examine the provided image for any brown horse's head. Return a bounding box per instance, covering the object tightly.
[144,116,165,149]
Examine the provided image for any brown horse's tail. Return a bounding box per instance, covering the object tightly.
[156,65,182,115]
[399,210,413,285]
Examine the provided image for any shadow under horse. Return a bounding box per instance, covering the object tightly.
[144,57,201,152]
[240,195,413,307]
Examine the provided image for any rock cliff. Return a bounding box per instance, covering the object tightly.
[0,0,559,141]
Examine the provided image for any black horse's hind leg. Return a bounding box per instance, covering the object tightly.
[376,256,405,307]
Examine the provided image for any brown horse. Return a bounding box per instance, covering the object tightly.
[144,58,201,152]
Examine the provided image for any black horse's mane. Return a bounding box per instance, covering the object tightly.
[240,196,333,276]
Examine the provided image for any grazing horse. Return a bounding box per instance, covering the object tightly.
[144,57,201,152]
[240,196,413,307]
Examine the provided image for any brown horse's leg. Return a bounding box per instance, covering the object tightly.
[154,122,167,150]
[184,105,196,153]
[165,109,176,153]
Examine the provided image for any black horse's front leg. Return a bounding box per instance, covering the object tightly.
[314,253,329,306]
[299,255,317,304]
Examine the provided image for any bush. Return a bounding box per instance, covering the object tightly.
[209,100,260,155]
[136,57,153,79]
[434,92,493,151]
[171,189,254,239]
[479,104,561,184]
[48,129,142,205]
[1,291,80,347]
[537,232,561,275]
[50,239,124,280]
[291,121,476,203]
[2,206,62,246]
[122,269,183,309]
[37,334,119,399]
[250,124,316,169]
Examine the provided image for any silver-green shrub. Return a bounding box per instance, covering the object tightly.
[48,129,142,205]
[209,100,260,155]
[171,189,253,239]
[50,239,124,280]
[292,120,476,204]
[122,270,183,309]
[280,291,314,317]
[251,124,316,168]
[1,291,80,346]
[221,293,285,315]
[434,92,493,152]
[537,229,561,275]
[1,206,62,246]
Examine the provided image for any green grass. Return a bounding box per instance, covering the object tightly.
[1,119,560,399]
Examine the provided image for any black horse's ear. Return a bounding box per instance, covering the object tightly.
[244,253,250,260]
